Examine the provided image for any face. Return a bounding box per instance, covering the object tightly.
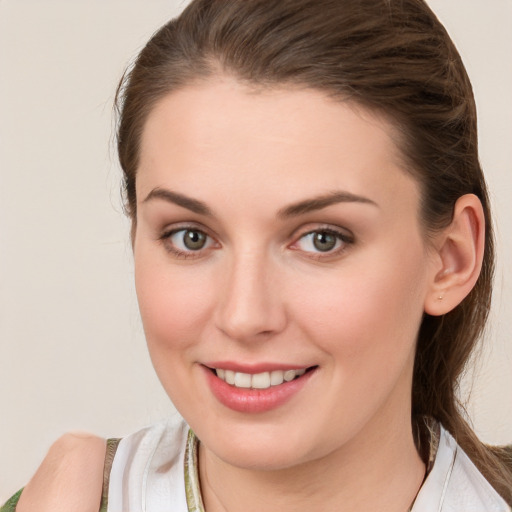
[134,77,435,471]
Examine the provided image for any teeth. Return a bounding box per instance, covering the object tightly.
[215,368,308,389]
[283,370,296,382]
[270,370,284,385]
[234,372,252,388]
[225,370,235,385]
[251,372,271,389]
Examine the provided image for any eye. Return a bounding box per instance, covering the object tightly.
[161,227,216,257]
[293,228,353,255]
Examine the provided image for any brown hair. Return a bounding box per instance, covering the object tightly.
[115,0,511,502]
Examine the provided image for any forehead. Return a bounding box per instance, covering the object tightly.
[137,76,419,215]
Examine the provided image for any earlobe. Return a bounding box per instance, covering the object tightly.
[424,194,485,316]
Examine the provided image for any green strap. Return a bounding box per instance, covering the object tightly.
[99,438,121,512]
[184,429,205,512]
[0,489,22,512]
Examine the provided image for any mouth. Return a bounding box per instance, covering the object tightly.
[205,365,317,389]
[202,364,318,413]
[205,366,317,389]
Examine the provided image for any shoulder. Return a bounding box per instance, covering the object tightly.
[413,425,511,512]
[106,414,190,512]
[1,433,106,512]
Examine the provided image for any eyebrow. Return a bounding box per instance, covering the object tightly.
[277,191,378,218]
[143,187,377,218]
[143,188,212,216]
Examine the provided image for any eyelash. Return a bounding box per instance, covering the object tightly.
[159,226,217,259]
[158,225,354,260]
[290,227,354,260]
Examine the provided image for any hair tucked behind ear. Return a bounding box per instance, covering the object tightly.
[115,0,511,502]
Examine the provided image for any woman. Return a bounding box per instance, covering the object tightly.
[4,0,511,510]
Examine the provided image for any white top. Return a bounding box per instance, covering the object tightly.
[106,415,510,512]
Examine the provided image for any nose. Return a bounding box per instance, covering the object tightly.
[214,250,287,343]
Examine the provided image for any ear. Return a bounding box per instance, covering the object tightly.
[424,194,485,316]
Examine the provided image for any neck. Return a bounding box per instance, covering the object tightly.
[199,409,425,512]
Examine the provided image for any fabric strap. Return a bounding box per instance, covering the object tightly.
[0,489,22,512]
[99,438,121,512]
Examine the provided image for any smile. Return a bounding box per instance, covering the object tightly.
[214,368,307,389]
[202,364,317,413]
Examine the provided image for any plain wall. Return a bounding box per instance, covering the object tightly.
[0,0,511,500]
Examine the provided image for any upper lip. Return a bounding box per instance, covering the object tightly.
[203,361,313,374]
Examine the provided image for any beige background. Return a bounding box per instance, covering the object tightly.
[0,0,511,500]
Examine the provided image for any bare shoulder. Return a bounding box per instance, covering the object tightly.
[16,432,106,512]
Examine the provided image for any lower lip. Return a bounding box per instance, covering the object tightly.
[202,366,316,413]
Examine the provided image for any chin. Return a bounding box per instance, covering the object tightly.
[197,421,322,472]
[217,444,308,471]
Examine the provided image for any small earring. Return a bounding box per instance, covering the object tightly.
[437,294,444,301]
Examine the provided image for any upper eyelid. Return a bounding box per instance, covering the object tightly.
[160,222,214,239]
[290,223,354,242]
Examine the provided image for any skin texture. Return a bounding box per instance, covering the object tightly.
[132,76,483,512]
[16,433,105,512]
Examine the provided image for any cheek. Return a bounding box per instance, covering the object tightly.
[290,241,429,368]
[134,250,219,413]
[134,250,214,355]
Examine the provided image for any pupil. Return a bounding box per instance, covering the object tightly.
[184,230,206,250]
[313,232,336,252]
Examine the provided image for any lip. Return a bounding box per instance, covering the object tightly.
[201,364,317,413]
[203,361,311,373]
